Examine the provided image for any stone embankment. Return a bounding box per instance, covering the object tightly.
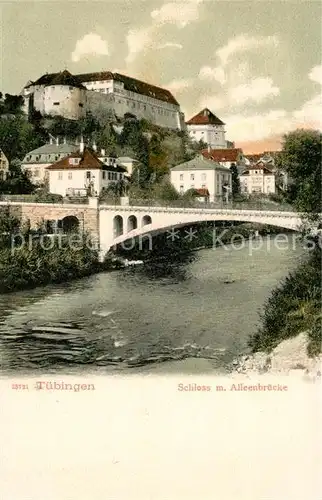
[232,332,322,380]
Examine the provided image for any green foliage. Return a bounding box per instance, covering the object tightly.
[0,160,35,194]
[0,210,100,293]
[0,94,24,115]
[0,115,43,162]
[249,244,322,355]
[278,129,322,216]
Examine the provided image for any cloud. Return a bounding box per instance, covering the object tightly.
[166,78,194,92]
[158,42,183,49]
[198,66,226,85]
[293,95,322,129]
[151,0,203,28]
[71,33,109,63]
[125,0,203,65]
[216,34,279,66]
[308,65,322,85]
[125,27,154,64]
[229,78,280,105]
[224,96,322,145]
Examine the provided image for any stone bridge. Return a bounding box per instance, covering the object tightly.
[0,198,306,258]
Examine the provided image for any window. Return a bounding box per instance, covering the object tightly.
[190,184,195,189]
[34,169,40,178]
[53,102,60,106]
[58,172,63,180]
[179,174,183,181]
[201,173,206,181]
[190,174,195,181]
[179,185,184,193]
[68,172,72,180]
[86,171,91,179]
[79,103,83,107]
[201,184,206,189]
[103,171,106,180]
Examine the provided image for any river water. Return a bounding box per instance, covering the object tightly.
[0,235,304,375]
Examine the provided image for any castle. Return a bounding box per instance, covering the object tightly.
[22,70,185,130]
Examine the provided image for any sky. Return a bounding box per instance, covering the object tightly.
[1,0,321,153]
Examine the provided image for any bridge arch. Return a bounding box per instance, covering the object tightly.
[142,215,152,227]
[61,215,79,233]
[113,215,123,237]
[127,215,138,232]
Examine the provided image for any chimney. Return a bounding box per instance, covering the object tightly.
[63,136,67,145]
[56,137,59,146]
[80,136,84,154]
[101,148,105,156]
[92,141,97,152]
[49,137,53,145]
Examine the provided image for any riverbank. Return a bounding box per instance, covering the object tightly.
[231,331,321,379]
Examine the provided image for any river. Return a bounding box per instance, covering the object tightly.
[0,235,304,375]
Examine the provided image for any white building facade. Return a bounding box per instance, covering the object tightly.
[47,147,127,197]
[22,70,184,130]
[170,155,232,202]
[186,108,227,149]
[240,165,276,195]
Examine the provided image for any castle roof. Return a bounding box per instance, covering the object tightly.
[46,147,127,172]
[26,70,179,105]
[186,108,225,126]
[77,71,179,105]
[27,70,86,90]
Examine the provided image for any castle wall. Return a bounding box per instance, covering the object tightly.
[43,85,86,120]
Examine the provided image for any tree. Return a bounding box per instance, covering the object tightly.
[0,115,43,162]
[0,160,35,194]
[149,134,169,180]
[277,129,322,216]
[230,163,240,198]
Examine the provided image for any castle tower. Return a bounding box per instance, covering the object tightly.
[186,108,227,149]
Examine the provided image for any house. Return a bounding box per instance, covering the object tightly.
[22,70,185,129]
[202,147,245,172]
[21,138,79,184]
[116,157,139,177]
[170,155,232,202]
[46,146,127,197]
[0,149,9,181]
[186,108,228,149]
[240,164,276,195]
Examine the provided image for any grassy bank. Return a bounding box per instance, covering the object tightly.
[248,241,321,357]
[0,234,107,294]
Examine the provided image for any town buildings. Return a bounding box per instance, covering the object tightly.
[240,164,276,195]
[186,108,229,149]
[46,146,127,197]
[22,70,185,130]
[21,139,79,184]
[0,149,9,181]
[170,155,232,202]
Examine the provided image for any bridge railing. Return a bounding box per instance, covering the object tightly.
[104,198,294,212]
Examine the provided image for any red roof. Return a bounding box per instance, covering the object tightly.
[202,148,243,163]
[46,147,126,172]
[195,188,209,196]
[186,108,225,126]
